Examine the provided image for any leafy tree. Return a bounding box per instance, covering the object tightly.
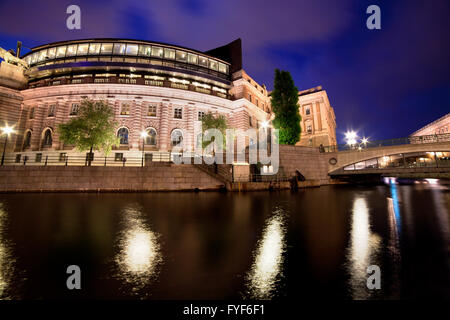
[270,69,301,144]
[200,112,228,150]
[58,99,119,165]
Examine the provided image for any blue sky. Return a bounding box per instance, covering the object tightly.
[0,0,448,143]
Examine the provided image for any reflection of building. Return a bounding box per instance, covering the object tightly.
[296,86,337,147]
[0,38,272,160]
[411,113,449,136]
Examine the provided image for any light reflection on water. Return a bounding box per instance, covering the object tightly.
[346,196,381,300]
[0,203,16,299]
[245,207,287,299]
[114,204,162,294]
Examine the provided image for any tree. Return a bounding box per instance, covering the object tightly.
[200,112,228,150]
[58,99,119,166]
[270,69,301,145]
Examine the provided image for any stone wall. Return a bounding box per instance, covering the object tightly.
[278,145,332,185]
[0,163,225,193]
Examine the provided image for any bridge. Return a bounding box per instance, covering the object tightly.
[323,133,450,179]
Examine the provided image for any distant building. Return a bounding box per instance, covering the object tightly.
[410,113,450,137]
[296,86,337,147]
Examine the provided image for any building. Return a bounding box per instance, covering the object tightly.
[296,86,337,147]
[0,38,273,163]
[410,113,450,137]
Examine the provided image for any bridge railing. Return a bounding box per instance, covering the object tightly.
[320,133,450,153]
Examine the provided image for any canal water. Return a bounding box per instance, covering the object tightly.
[0,184,449,300]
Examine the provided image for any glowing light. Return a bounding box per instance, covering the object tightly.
[346,197,381,299]
[261,121,270,129]
[140,131,148,138]
[345,131,358,145]
[115,206,162,292]
[1,125,14,135]
[361,137,369,145]
[246,210,286,299]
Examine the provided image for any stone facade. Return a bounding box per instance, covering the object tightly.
[296,86,337,147]
[411,113,450,136]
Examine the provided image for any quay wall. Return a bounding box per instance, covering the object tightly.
[0,163,225,193]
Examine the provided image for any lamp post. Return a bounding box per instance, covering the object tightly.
[1,125,14,166]
[141,130,148,167]
[345,130,358,149]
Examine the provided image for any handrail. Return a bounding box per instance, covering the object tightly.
[320,133,450,153]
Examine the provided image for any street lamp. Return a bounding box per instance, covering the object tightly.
[345,131,358,147]
[1,125,14,166]
[261,120,270,129]
[141,130,148,167]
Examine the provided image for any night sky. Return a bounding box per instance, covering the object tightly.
[0,0,448,143]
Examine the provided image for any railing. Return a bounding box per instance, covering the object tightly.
[28,76,232,100]
[0,153,175,167]
[320,133,450,153]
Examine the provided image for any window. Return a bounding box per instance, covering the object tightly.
[209,59,218,71]
[47,47,56,59]
[126,44,138,55]
[114,153,124,161]
[198,56,208,67]
[38,50,47,62]
[48,105,56,117]
[187,53,198,64]
[15,154,21,163]
[101,43,113,54]
[164,48,175,59]
[29,107,35,119]
[145,128,157,145]
[139,45,151,56]
[24,131,31,148]
[151,46,164,58]
[66,44,78,56]
[117,128,129,144]
[88,43,101,55]
[113,43,126,55]
[256,99,259,107]
[176,50,187,62]
[70,103,79,115]
[198,111,205,121]
[120,103,130,115]
[218,63,228,74]
[248,94,252,103]
[171,129,183,146]
[174,108,182,119]
[249,116,253,127]
[307,124,312,134]
[59,153,67,162]
[56,46,67,58]
[77,44,89,55]
[147,104,157,117]
[42,129,52,146]
[305,107,311,115]
[35,153,42,162]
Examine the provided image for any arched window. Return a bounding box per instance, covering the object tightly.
[117,127,129,144]
[145,128,157,145]
[42,129,52,147]
[171,129,183,147]
[24,131,32,148]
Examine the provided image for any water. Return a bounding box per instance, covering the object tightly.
[0,184,449,300]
